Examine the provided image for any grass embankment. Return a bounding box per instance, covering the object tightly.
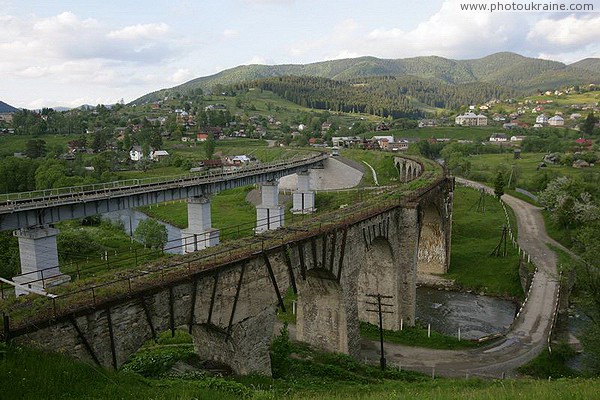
[445,186,524,299]
[2,336,600,399]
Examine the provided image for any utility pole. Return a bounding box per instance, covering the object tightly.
[365,293,394,370]
[490,225,508,257]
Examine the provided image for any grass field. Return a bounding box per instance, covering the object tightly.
[445,186,524,299]
[0,134,80,157]
[467,152,600,193]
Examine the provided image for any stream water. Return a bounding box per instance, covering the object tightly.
[103,209,184,255]
[416,287,517,340]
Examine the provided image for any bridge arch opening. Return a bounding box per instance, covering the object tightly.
[296,269,349,354]
[417,202,447,275]
[357,237,400,330]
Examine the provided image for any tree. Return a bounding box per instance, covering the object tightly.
[134,219,168,249]
[494,171,505,199]
[25,139,47,158]
[582,112,598,136]
[205,133,216,159]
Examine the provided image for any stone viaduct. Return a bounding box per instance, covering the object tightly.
[4,158,454,376]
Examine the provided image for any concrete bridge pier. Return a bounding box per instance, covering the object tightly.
[181,195,220,253]
[256,180,284,233]
[291,170,315,214]
[12,225,71,296]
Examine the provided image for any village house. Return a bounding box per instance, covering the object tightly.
[548,115,565,126]
[418,119,437,128]
[226,155,252,166]
[455,112,488,126]
[535,114,548,125]
[489,133,508,142]
[511,135,526,142]
[129,145,147,161]
[150,150,170,160]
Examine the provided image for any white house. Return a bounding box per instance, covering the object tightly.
[510,135,526,142]
[535,114,548,125]
[455,112,488,126]
[129,145,145,161]
[150,150,170,160]
[548,115,565,126]
[489,133,508,142]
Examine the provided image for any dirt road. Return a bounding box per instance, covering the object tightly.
[360,178,561,378]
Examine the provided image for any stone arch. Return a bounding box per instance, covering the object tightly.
[357,236,400,330]
[295,269,349,354]
[417,202,448,274]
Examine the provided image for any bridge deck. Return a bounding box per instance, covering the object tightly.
[0,153,327,230]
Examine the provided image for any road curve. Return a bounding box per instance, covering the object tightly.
[361,178,560,378]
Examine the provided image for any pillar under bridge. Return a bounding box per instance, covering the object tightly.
[291,170,315,214]
[256,180,284,233]
[181,195,220,253]
[12,225,70,296]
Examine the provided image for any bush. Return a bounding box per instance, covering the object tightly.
[270,323,292,378]
[57,229,102,259]
[134,219,168,249]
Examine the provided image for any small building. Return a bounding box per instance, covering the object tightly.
[535,114,548,125]
[226,155,251,165]
[129,145,147,161]
[510,135,526,142]
[150,150,170,160]
[548,115,565,126]
[418,119,437,128]
[489,133,508,142]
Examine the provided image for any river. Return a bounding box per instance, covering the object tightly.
[416,287,517,340]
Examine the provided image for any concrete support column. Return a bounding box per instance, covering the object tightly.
[256,181,284,233]
[182,195,220,253]
[13,225,70,296]
[291,171,315,214]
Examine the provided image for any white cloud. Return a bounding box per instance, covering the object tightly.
[245,55,271,65]
[527,15,600,48]
[223,29,239,39]
[169,68,194,83]
[107,23,169,41]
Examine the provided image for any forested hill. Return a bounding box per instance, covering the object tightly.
[133,52,600,104]
[570,58,600,74]
[232,75,517,117]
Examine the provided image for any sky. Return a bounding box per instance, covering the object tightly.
[1,0,600,109]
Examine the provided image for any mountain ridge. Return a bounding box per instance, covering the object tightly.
[0,101,19,114]
[133,52,600,104]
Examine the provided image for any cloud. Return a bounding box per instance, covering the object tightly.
[168,68,194,83]
[527,14,600,48]
[245,55,272,65]
[107,23,169,40]
[287,0,598,63]
[222,29,239,38]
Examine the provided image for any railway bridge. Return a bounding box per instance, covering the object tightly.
[2,155,454,376]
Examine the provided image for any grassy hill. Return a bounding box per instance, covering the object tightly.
[133,52,600,104]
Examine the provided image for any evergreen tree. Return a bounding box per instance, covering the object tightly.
[494,171,505,199]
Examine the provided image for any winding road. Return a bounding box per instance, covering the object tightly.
[361,178,562,378]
